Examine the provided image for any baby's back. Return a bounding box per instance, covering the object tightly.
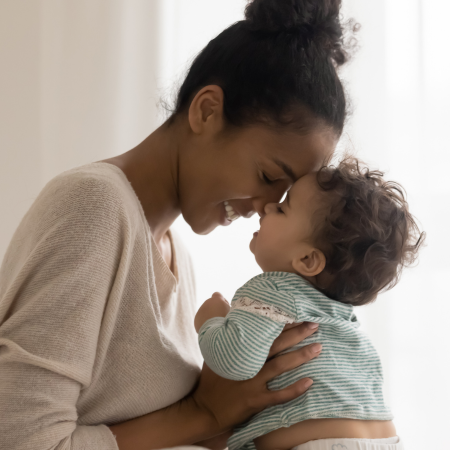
[228,317,393,450]
[199,272,394,450]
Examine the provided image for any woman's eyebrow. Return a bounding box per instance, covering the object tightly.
[274,159,297,183]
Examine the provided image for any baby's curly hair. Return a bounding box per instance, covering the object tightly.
[313,157,425,306]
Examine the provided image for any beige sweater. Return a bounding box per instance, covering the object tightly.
[0,163,203,450]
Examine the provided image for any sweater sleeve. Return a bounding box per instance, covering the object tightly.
[0,174,127,450]
[198,282,297,381]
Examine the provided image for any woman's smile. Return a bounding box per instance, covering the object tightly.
[224,201,239,221]
[219,201,239,226]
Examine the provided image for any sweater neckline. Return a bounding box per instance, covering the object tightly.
[93,161,179,288]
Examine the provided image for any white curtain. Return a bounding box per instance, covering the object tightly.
[0,0,161,260]
[0,1,448,449]
[340,2,449,449]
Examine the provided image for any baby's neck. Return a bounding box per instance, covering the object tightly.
[262,269,319,288]
[261,268,333,300]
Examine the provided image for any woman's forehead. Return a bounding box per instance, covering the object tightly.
[253,127,337,172]
[261,145,333,181]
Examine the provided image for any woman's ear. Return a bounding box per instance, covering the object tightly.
[188,85,225,135]
[292,248,326,277]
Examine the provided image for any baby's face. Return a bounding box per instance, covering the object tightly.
[250,173,324,273]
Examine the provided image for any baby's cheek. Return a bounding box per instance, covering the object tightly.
[266,235,287,258]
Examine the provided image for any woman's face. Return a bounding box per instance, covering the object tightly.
[178,124,337,235]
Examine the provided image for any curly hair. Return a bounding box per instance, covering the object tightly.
[313,158,425,306]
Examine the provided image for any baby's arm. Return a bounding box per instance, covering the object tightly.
[197,291,296,381]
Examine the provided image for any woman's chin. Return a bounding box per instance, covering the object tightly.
[183,205,234,235]
[186,214,230,235]
[189,221,218,235]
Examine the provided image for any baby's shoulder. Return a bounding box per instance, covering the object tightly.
[233,273,297,317]
[236,273,284,294]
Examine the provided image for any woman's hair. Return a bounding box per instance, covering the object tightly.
[314,157,425,306]
[170,0,358,135]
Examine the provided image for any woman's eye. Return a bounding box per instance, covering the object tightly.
[262,173,274,184]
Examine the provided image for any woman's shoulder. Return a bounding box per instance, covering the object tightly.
[0,163,140,296]
[49,162,133,203]
[38,162,141,221]
[13,162,144,247]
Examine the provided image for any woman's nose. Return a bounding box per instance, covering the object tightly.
[253,186,287,217]
[253,200,278,218]
[264,202,277,215]
[254,197,283,217]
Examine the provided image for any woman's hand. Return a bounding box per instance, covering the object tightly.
[267,321,318,359]
[195,292,231,332]
[191,321,321,435]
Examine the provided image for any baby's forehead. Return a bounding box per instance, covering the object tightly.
[290,173,322,198]
[288,173,331,213]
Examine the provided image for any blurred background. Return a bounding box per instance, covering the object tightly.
[0,1,448,448]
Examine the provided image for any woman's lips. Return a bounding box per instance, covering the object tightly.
[253,230,259,237]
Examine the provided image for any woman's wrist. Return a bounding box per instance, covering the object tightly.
[109,394,222,450]
[186,393,225,439]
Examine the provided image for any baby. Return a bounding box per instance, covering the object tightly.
[194,157,424,450]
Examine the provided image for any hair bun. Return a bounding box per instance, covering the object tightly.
[245,0,354,66]
[245,0,340,33]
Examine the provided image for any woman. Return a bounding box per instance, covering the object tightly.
[0,1,354,449]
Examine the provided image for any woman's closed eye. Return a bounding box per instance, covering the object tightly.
[262,172,275,184]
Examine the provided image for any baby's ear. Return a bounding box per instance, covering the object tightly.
[292,248,326,277]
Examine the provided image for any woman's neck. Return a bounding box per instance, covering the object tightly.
[102,119,185,244]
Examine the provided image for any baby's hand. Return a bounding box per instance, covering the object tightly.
[194,292,231,333]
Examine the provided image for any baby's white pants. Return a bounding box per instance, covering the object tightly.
[291,436,404,450]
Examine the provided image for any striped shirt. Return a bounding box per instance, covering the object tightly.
[198,272,393,450]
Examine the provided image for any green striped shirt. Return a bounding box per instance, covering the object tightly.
[198,272,393,450]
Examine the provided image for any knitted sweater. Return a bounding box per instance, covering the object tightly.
[198,272,393,450]
[0,162,203,450]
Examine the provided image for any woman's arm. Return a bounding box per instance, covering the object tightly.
[0,176,130,450]
[109,322,322,450]
[108,394,217,449]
